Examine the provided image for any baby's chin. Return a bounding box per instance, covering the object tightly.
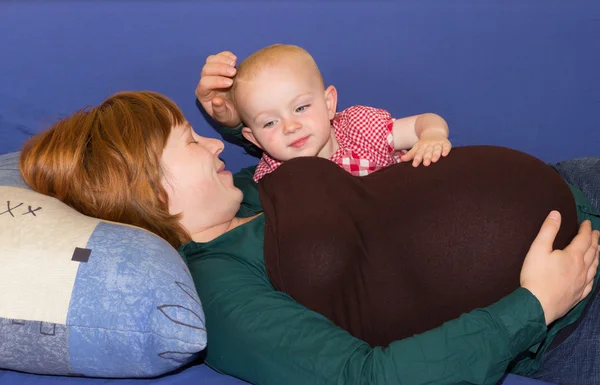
[282,149,322,161]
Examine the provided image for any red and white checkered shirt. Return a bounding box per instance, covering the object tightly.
[253,105,404,182]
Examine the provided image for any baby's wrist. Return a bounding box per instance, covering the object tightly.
[419,127,448,139]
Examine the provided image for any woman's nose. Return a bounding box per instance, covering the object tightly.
[204,137,225,155]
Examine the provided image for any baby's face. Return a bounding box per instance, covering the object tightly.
[235,60,337,162]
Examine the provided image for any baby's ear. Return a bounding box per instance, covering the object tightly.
[241,127,262,149]
[324,85,338,120]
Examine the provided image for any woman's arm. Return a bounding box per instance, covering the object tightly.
[195,50,263,158]
[186,214,597,385]
[191,252,545,385]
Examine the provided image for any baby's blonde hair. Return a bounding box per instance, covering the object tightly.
[233,44,324,95]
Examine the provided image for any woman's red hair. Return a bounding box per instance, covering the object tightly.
[20,91,191,248]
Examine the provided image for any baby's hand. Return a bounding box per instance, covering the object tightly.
[400,136,452,167]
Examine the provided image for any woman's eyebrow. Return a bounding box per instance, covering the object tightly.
[180,122,193,138]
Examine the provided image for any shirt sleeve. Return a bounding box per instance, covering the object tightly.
[189,249,547,385]
[337,105,397,160]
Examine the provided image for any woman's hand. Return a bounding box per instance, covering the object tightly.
[195,51,242,128]
[520,210,599,325]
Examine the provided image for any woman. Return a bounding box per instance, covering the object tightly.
[19,84,599,384]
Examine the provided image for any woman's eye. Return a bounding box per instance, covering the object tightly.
[296,104,310,113]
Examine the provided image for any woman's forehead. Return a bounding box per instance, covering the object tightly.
[163,123,189,151]
[171,121,192,137]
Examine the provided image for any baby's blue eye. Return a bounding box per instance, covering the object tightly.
[263,121,275,128]
[296,104,310,113]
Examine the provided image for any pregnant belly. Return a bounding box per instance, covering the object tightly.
[259,146,578,346]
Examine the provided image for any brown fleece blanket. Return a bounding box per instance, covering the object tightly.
[259,146,578,346]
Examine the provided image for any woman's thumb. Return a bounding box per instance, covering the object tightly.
[211,97,230,119]
[531,210,562,252]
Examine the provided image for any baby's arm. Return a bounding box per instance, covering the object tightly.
[393,113,451,167]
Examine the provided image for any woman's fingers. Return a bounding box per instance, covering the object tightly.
[530,211,562,253]
[198,75,232,97]
[586,250,599,285]
[206,51,237,65]
[201,62,237,78]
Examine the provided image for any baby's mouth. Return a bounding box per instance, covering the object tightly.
[289,136,310,148]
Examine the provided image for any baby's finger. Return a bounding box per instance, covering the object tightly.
[442,142,452,156]
[422,145,434,166]
[412,149,424,167]
[400,147,416,162]
[431,144,443,163]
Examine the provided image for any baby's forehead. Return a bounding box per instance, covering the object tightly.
[234,59,320,98]
[240,54,315,82]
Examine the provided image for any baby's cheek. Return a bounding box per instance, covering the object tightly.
[311,115,330,134]
[263,133,284,152]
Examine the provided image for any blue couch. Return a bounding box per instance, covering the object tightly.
[1,1,597,384]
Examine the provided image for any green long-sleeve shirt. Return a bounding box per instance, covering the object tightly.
[179,165,600,385]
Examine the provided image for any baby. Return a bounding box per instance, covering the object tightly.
[231,44,452,182]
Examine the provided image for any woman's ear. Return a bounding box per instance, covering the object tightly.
[242,127,263,149]
[324,85,338,120]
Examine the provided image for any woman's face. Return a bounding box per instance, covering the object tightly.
[161,122,243,239]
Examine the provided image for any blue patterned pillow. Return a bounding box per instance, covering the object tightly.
[0,152,207,377]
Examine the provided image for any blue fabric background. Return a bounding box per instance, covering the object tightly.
[0,1,598,171]
[1,1,597,384]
